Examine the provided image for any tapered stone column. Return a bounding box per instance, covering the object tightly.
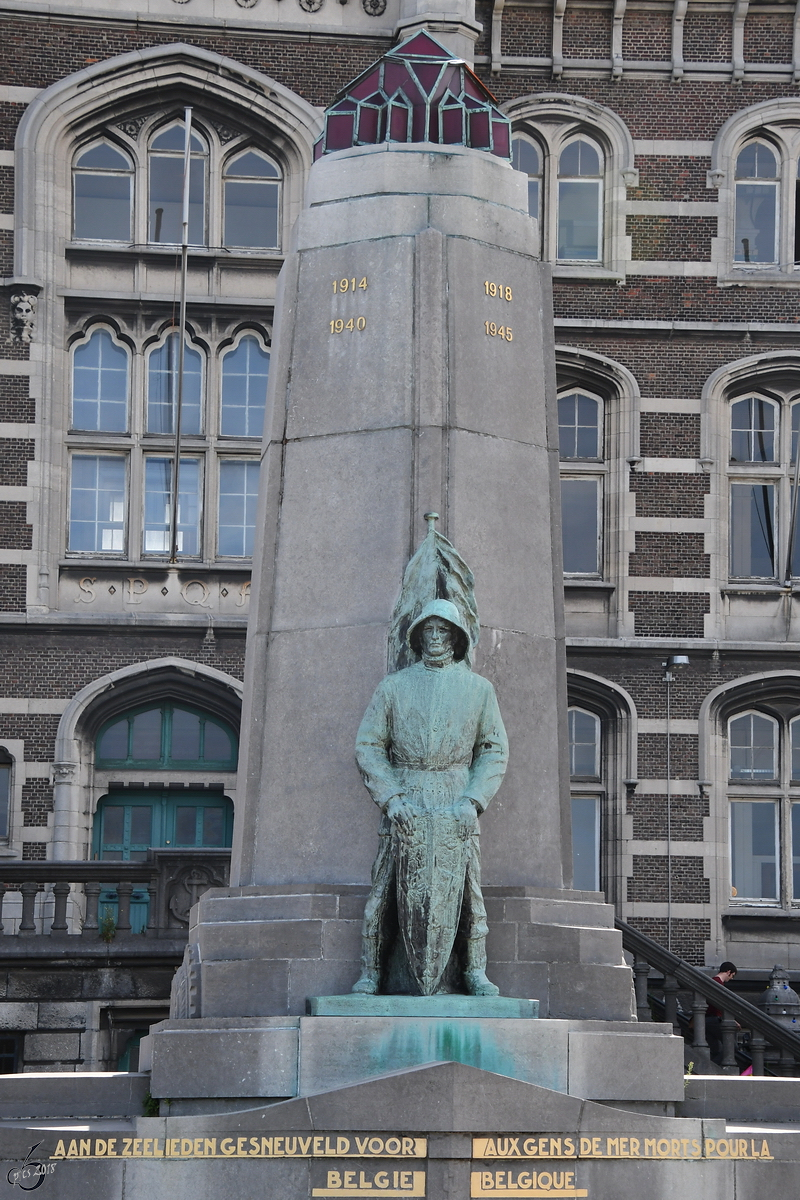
[232,141,569,895]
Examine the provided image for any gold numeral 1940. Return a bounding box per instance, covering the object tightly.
[333,277,368,293]
[330,317,367,333]
[485,321,513,341]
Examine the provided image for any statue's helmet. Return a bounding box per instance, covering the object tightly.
[407,599,471,661]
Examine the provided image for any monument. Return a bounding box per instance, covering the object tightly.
[2,32,793,1200]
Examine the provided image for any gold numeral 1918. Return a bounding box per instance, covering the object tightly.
[333,277,368,293]
[484,281,513,301]
[485,321,513,341]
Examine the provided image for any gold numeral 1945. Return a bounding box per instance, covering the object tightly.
[485,321,513,341]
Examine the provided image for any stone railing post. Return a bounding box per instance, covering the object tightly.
[750,1031,765,1076]
[721,1011,738,1073]
[663,974,680,1032]
[50,881,70,933]
[82,881,101,934]
[633,957,651,1022]
[115,881,133,935]
[18,881,39,936]
[691,989,707,1049]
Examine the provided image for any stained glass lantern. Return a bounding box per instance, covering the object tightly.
[314,31,511,162]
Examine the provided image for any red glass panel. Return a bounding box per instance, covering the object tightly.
[357,105,380,143]
[411,62,444,95]
[384,62,409,94]
[313,139,324,161]
[411,103,428,142]
[393,31,451,58]
[388,103,410,141]
[491,119,510,158]
[326,112,355,151]
[441,106,464,144]
[469,110,490,149]
[350,70,382,100]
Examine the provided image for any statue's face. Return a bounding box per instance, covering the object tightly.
[420,616,455,657]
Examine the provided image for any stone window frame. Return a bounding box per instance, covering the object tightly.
[710,98,800,286]
[503,94,638,282]
[700,673,800,915]
[702,351,800,589]
[566,670,638,910]
[13,43,322,607]
[558,385,606,579]
[65,318,270,565]
[51,658,243,864]
[70,113,283,254]
[556,346,640,616]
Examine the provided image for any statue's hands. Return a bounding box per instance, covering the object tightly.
[387,794,416,839]
[454,797,479,839]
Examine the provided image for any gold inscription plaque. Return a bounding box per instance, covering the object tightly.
[472,1134,773,1162]
[470,1167,586,1197]
[312,1167,426,1197]
[50,1134,426,1161]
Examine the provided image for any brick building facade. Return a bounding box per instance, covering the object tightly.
[0,0,799,1067]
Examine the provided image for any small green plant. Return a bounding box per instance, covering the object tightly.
[142,1092,160,1118]
[685,1061,695,1087]
[99,906,116,943]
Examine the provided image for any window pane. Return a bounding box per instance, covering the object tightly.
[511,138,539,175]
[129,807,152,845]
[736,142,778,180]
[558,180,601,261]
[203,807,225,846]
[69,455,126,553]
[792,719,800,781]
[73,330,129,432]
[103,806,125,844]
[204,722,233,762]
[149,155,205,245]
[143,457,201,557]
[734,182,777,263]
[558,393,600,459]
[572,796,599,891]
[130,709,161,761]
[98,719,128,760]
[730,800,778,900]
[226,151,279,179]
[730,483,775,577]
[0,765,10,840]
[147,334,202,435]
[218,461,260,557]
[793,803,800,899]
[151,126,205,152]
[561,478,599,573]
[77,143,131,171]
[221,337,270,437]
[729,712,777,780]
[171,709,201,760]
[559,139,600,178]
[568,709,600,778]
[74,172,132,242]
[730,397,775,462]
[224,179,279,248]
[175,807,198,845]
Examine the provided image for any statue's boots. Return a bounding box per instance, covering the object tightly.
[464,938,500,996]
[352,937,380,994]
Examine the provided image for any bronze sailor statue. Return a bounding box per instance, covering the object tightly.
[353,516,509,998]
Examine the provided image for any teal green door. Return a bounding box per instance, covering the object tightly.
[93,790,233,932]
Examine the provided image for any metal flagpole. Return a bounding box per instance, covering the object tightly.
[169,106,192,564]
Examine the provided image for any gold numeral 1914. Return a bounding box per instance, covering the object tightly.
[333,277,368,293]
[330,317,367,333]
[485,321,513,341]
[484,281,513,301]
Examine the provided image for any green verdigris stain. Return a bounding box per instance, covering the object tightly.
[377,1021,519,1080]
